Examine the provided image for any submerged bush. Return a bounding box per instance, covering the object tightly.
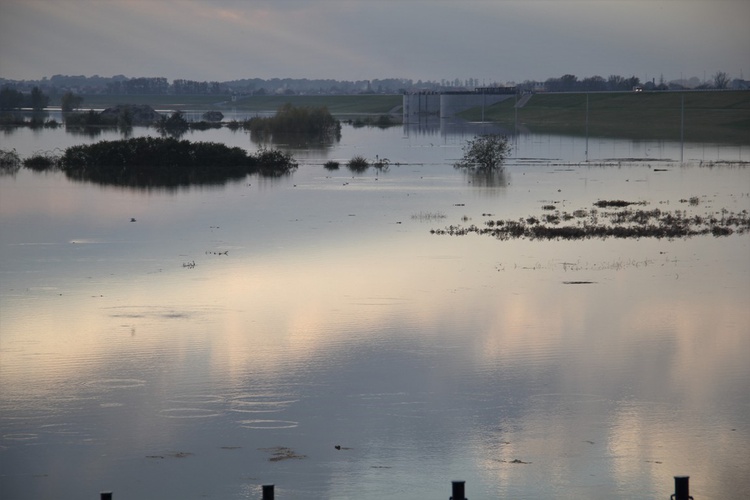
[64,109,118,129]
[242,103,341,142]
[23,152,60,171]
[252,147,299,177]
[347,155,369,173]
[0,148,21,175]
[349,114,399,128]
[157,111,190,137]
[57,137,297,187]
[454,134,511,172]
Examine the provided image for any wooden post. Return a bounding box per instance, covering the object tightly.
[100,493,112,500]
[450,480,466,500]
[671,476,692,500]
[262,484,274,500]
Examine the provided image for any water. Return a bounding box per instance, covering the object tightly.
[1,121,749,499]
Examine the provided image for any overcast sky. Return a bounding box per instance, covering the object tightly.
[1,0,748,84]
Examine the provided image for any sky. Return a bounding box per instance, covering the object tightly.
[1,0,748,84]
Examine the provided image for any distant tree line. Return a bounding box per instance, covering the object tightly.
[1,86,83,111]
[1,71,746,101]
[516,71,742,93]
[0,86,49,110]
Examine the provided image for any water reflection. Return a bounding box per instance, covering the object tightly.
[1,124,749,499]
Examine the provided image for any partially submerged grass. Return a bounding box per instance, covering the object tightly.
[347,155,369,173]
[432,201,750,240]
[412,211,447,222]
[593,200,646,208]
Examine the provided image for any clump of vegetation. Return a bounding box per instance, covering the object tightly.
[454,134,511,172]
[64,109,119,130]
[412,211,446,222]
[323,160,340,170]
[60,91,84,112]
[202,110,224,122]
[157,111,190,136]
[432,203,750,240]
[0,148,21,175]
[56,137,297,187]
[347,155,369,173]
[372,156,390,172]
[349,114,399,128]
[242,103,341,142]
[188,120,224,131]
[593,199,645,208]
[23,152,61,171]
[253,147,299,177]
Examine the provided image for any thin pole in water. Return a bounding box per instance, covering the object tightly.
[680,93,685,163]
[585,93,589,162]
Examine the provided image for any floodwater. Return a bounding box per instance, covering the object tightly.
[1,119,749,499]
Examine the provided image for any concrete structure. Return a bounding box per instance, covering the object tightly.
[403,87,516,123]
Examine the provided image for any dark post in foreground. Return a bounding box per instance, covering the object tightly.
[262,484,275,500]
[100,493,112,500]
[671,476,693,500]
[450,480,466,500]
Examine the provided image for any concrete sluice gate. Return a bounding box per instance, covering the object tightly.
[403,91,514,122]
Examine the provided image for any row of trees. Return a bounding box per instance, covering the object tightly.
[0,86,49,110]
[1,86,82,111]
[2,71,744,101]
[518,71,737,93]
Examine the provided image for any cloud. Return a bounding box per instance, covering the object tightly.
[1,0,748,82]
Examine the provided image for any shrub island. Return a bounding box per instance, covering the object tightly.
[22,137,298,186]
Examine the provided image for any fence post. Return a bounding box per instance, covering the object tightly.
[100,493,112,500]
[450,480,466,500]
[671,476,692,500]
[262,484,274,500]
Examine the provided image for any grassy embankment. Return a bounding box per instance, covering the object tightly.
[79,94,403,116]
[460,91,750,143]
[77,91,749,142]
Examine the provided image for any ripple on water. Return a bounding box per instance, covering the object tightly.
[3,433,39,441]
[85,378,147,390]
[229,394,298,414]
[168,394,225,406]
[158,408,223,419]
[237,419,298,429]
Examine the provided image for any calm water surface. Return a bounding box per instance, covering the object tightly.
[1,122,749,499]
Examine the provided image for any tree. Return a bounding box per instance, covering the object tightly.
[623,76,641,90]
[581,76,607,91]
[454,135,511,172]
[0,86,24,110]
[607,75,626,91]
[713,71,730,89]
[60,91,83,112]
[29,86,49,110]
